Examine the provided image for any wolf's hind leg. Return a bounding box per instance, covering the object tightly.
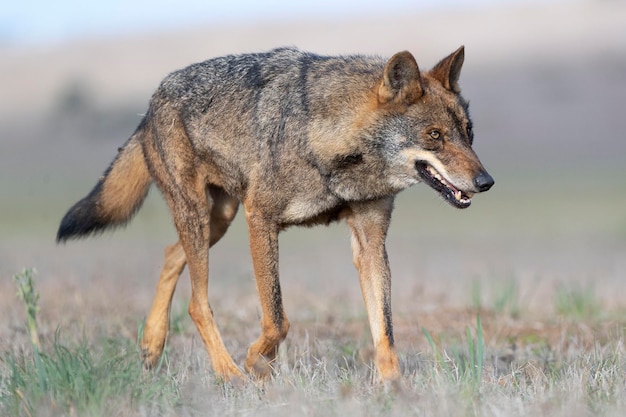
[141,187,240,373]
[177,195,242,380]
[141,241,186,368]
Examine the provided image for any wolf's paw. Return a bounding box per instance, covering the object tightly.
[213,362,247,386]
[141,347,162,370]
[244,353,274,380]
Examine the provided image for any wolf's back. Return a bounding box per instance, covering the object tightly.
[57,130,152,242]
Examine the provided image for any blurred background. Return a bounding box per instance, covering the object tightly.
[0,0,625,325]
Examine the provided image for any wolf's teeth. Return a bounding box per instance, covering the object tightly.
[455,190,462,200]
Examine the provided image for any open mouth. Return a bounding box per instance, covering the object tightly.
[415,162,472,209]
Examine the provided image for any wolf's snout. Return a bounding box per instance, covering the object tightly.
[473,171,494,192]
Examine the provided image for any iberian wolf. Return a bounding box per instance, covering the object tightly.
[58,46,494,381]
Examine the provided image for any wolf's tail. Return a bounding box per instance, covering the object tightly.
[57,128,152,243]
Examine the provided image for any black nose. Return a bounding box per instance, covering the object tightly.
[474,171,494,192]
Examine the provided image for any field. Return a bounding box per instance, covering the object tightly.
[1,2,626,416]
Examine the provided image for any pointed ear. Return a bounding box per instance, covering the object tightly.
[378,51,424,106]
[429,46,465,93]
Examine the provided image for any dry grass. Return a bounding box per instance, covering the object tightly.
[2,231,626,417]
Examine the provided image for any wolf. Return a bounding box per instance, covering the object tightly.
[57,46,494,382]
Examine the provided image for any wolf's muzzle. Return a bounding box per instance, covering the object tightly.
[473,171,494,192]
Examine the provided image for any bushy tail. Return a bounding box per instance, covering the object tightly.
[57,132,152,242]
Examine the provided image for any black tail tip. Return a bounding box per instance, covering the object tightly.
[56,212,85,243]
[56,223,72,243]
[56,200,108,243]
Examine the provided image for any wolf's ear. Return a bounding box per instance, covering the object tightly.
[429,46,465,93]
[378,51,424,106]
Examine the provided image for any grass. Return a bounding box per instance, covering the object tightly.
[472,277,521,319]
[1,335,180,417]
[421,315,484,391]
[3,269,626,416]
[2,270,180,417]
[13,268,41,351]
[555,283,601,321]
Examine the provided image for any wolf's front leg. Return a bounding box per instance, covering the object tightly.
[346,197,401,381]
[244,207,290,379]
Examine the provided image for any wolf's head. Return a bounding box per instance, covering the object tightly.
[378,46,494,208]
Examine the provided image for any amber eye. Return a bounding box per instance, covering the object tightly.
[429,130,441,140]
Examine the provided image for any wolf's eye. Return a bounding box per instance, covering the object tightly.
[429,130,441,140]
